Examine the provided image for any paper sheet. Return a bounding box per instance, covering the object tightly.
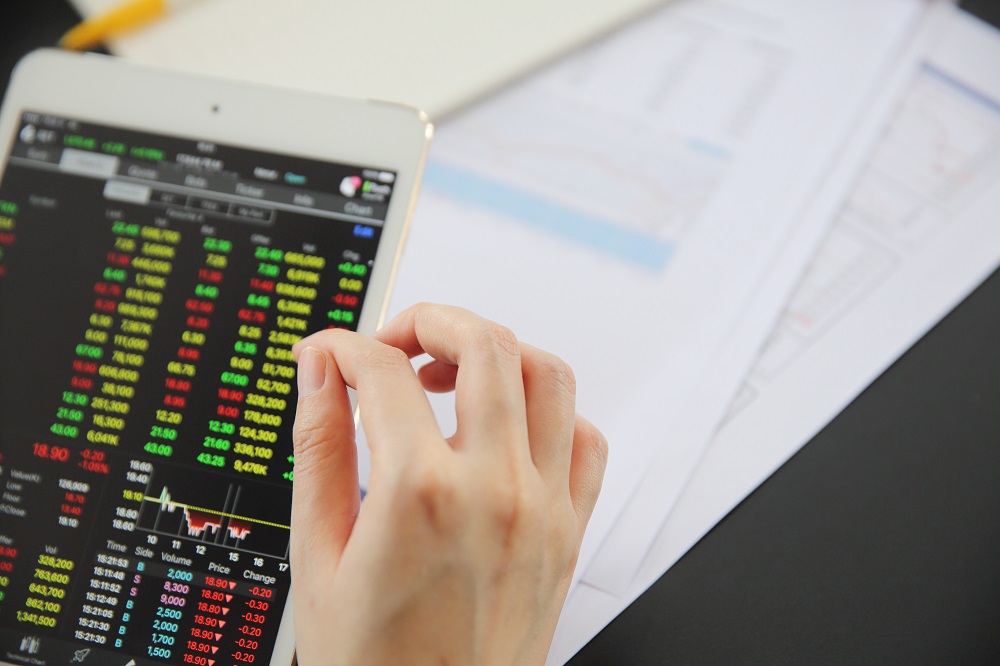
[550,6,1000,662]
[356,0,927,593]
[581,0,953,596]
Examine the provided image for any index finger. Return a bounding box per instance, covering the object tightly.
[293,329,443,467]
[374,303,529,455]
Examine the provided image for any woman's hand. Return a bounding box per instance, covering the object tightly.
[289,303,608,665]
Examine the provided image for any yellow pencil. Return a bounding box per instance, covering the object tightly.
[60,0,199,51]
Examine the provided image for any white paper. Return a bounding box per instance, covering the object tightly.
[581,0,952,596]
[550,6,1000,663]
[357,0,927,595]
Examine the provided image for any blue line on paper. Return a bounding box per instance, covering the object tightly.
[423,161,674,271]
[921,62,1000,115]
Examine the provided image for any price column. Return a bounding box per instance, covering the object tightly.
[198,245,276,475]
[187,573,236,664]
[47,221,177,449]
[0,198,16,280]
[103,225,179,448]
[229,246,282,480]
[0,544,15,607]
[231,246,284,476]
[276,250,328,482]
[49,220,134,444]
[145,235,232,463]
[236,246,327,482]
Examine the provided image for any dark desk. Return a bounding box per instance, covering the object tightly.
[3,2,999,663]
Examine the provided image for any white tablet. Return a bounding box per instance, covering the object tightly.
[0,49,431,666]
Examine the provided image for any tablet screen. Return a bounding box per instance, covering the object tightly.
[0,112,396,665]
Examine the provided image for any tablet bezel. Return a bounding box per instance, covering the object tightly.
[0,48,432,666]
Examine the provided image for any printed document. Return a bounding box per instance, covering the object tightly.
[550,5,1000,662]
[360,0,928,589]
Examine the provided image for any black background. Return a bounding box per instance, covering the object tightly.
[1,1,999,664]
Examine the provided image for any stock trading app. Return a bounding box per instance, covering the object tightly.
[0,112,395,665]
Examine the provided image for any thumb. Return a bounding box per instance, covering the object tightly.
[290,345,360,578]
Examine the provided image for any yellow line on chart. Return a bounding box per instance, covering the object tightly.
[143,495,290,531]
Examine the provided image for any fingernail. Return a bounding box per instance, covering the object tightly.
[297,346,327,397]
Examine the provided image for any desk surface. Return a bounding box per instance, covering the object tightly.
[3,2,999,663]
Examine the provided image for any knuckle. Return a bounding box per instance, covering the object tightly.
[291,417,340,475]
[407,301,443,327]
[357,344,410,373]
[399,461,459,532]
[292,409,326,454]
[589,426,610,470]
[410,300,437,314]
[537,352,577,396]
[473,322,520,360]
[485,472,537,538]
[488,490,522,536]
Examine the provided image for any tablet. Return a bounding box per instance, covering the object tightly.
[0,50,431,666]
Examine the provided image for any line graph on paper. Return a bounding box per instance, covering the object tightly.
[846,64,1000,249]
[737,60,1000,399]
[421,1,801,269]
[135,468,291,559]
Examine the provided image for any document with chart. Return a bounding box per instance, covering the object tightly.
[550,5,1000,662]
[359,0,929,586]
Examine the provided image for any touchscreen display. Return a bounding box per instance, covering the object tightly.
[0,112,395,665]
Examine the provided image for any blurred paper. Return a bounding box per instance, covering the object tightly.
[361,0,927,595]
[67,0,668,119]
[551,5,1000,662]
[581,0,952,596]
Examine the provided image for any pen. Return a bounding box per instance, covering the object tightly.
[59,0,200,51]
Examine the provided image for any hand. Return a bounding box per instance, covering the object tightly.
[289,303,608,665]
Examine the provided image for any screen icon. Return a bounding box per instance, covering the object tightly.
[19,636,41,654]
[340,175,362,197]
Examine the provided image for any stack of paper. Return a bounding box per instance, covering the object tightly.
[369,0,934,598]
[71,0,1000,662]
[552,4,1000,661]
